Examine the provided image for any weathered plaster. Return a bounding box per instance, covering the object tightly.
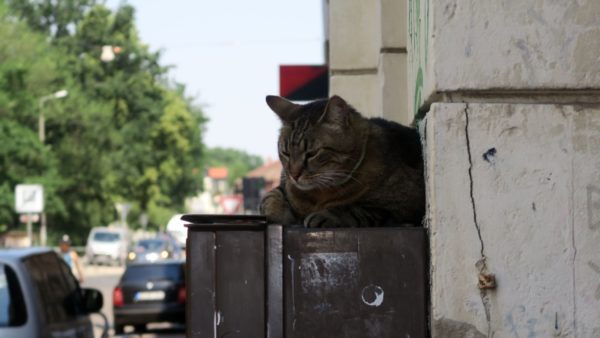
[409,0,600,115]
[425,103,600,338]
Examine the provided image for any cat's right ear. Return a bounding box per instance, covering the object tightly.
[266,95,297,123]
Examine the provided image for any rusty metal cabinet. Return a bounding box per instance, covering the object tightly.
[185,215,272,338]
[284,228,427,338]
[185,215,427,338]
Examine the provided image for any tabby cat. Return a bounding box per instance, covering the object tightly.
[260,95,425,227]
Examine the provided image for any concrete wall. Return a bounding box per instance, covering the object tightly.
[328,0,412,125]
[408,0,600,116]
[424,103,600,337]
[410,1,600,337]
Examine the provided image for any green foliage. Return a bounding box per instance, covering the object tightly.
[204,147,264,186]
[0,1,207,243]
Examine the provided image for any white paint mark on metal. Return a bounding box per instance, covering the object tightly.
[361,284,385,307]
[288,254,296,320]
[216,310,222,326]
[299,253,359,293]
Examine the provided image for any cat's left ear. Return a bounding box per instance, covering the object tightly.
[319,95,350,127]
[266,95,298,123]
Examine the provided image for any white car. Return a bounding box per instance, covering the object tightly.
[85,227,131,266]
[166,214,189,249]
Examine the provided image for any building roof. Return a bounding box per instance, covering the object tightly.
[246,160,282,183]
[207,167,229,180]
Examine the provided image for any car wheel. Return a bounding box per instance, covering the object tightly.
[134,324,146,333]
[114,324,124,335]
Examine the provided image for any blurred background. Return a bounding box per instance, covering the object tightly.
[0,1,325,337]
[0,0,325,247]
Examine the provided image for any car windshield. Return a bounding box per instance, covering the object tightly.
[93,232,121,242]
[136,239,165,251]
[123,264,183,283]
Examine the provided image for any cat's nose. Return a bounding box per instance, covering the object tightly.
[290,171,301,181]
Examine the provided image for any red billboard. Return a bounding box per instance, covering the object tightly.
[279,65,328,101]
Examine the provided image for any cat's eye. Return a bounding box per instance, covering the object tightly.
[280,151,290,158]
[306,150,318,159]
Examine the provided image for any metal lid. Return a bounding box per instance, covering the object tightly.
[183,214,268,231]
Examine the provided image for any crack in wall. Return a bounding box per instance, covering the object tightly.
[464,104,493,338]
[568,113,578,337]
[464,104,486,262]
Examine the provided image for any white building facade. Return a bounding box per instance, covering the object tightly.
[328,0,600,336]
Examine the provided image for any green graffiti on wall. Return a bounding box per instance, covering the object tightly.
[409,0,429,117]
[413,68,423,119]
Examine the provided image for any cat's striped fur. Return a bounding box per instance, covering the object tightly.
[260,95,424,227]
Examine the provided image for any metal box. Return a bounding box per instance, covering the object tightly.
[184,215,274,338]
[185,215,427,338]
[284,228,427,338]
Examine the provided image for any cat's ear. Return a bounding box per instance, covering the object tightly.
[266,95,297,123]
[319,95,350,127]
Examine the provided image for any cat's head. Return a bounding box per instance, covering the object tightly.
[266,95,367,191]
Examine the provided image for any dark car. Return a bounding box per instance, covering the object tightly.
[127,234,183,264]
[0,247,103,338]
[113,260,185,334]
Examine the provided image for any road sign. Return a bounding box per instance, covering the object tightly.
[15,184,44,213]
[20,214,40,223]
[219,195,243,214]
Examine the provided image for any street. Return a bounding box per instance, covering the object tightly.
[81,264,185,338]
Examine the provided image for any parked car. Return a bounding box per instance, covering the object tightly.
[113,260,185,334]
[85,227,131,266]
[0,247,104,338]
[127,234,183,264]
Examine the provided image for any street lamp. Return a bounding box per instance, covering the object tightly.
[39,89,68,143]
[38,89,68,246]
[101,45,122,62]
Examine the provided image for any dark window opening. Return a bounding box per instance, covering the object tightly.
[23,252,84,323]
[0,264,27,327]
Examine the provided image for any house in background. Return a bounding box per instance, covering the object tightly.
[0,231,31,247]
[245,160,282,193]
[241,160,282,213]
[185,167,231,214]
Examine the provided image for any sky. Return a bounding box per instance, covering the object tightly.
[105,0,325,160]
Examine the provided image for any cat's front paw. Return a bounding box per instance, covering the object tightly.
[260,188,298,225]
[303,211,343,228]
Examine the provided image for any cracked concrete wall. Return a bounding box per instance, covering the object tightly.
[424,103,600,338]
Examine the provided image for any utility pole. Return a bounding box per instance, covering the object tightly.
[38,89,68,246]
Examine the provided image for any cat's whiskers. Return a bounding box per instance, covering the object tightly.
[304,171,365,189]
[324,170,365,185]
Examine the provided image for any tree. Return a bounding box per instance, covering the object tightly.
[6,0,97,41]
[0,119,65,227]
[1,1,207,242]
[0,2,66,230]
